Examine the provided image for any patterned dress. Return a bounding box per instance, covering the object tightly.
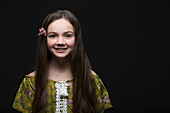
[12,74,113,113]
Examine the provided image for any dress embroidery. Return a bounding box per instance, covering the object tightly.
[55,81,68,113]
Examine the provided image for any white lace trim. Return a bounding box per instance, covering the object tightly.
[55,81,68,113]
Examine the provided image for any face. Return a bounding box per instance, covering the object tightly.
[47,18,75,59]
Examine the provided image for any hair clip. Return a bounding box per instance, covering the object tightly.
[38,27,46,36]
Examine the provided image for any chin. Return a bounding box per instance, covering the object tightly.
[53,53,71,59]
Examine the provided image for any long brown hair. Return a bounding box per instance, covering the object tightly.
[32,10,97,113]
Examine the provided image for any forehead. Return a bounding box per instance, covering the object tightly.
[47,18,74,33]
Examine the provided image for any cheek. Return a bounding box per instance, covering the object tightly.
[67,38,75,47]
[47,39,55,48]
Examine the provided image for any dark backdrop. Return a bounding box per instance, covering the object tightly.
[0,0,169,113]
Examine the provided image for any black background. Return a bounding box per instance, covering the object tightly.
[0,0,170,113]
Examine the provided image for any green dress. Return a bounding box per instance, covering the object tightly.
[12,74,113,113]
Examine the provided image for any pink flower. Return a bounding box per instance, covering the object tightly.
[41,27,44,31]
[39,28,42,32]
[43,30,46,36]
[39,27,44,32]
[67,99,73,106]
[103,96,110,103]
[38,27,46,36]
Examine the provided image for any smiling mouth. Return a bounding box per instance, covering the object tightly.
[55,48,68,50]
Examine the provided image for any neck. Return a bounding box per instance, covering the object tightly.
[48,55,73,81]
[50,56,70,69]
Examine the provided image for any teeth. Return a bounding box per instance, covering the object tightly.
[56,48,66,50]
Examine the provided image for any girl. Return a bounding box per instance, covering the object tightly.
[12,10,113,113]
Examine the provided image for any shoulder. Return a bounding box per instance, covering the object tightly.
[90,70,105,87]
[17,72,36,91]
[27,71,36,76]
[91,70,100,81]
[91,70,99,78]
[20,71,36,85]
[91,70,97,75]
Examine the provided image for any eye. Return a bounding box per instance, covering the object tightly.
[65,34,73,38]
[48,34,57,38]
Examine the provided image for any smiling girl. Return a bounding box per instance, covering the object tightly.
[12,10,113,113]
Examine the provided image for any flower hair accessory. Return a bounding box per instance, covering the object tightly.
[38,27,46,36]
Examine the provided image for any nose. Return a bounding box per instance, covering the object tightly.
[56,36,65,45]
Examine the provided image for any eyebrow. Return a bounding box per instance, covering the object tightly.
[47,31,74,34]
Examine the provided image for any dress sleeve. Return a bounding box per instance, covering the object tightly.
[94,74,113,113]
[12,76,35,113]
